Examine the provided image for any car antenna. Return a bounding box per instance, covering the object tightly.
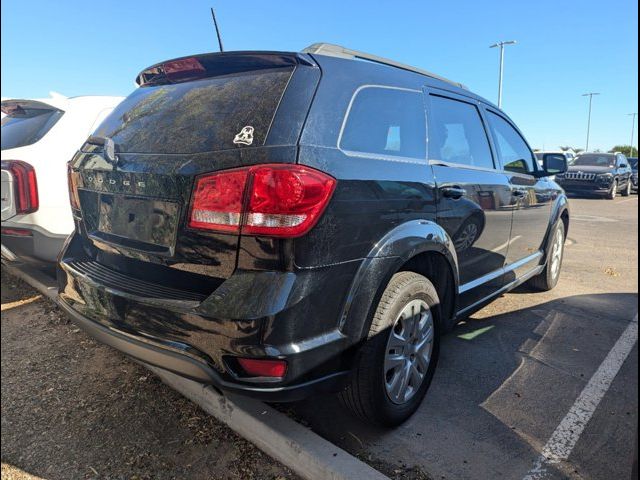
[210,7,224,52]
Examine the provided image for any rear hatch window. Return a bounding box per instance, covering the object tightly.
[93,67,294,154]
[1,103,64,150]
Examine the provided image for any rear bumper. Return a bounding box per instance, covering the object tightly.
[58,298,348,401]
[1,222,68,264]
[57,233,360,401]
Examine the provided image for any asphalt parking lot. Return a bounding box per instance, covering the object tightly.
[288,195,639,480]
[1,195,637,480]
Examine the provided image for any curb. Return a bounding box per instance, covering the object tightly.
[3,264,58,302]
[149,366,391,480]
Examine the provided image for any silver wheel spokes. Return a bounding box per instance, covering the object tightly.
[455,223,478,251]
[384,299,434,405]
[550,228,564,278]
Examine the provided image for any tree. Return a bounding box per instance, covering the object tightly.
[609,145,638,157]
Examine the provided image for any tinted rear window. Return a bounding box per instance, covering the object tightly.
[93,67,294,154]
[1,107,63,150]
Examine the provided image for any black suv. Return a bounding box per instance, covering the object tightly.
[59,44,569,426]
[555,152,633,199]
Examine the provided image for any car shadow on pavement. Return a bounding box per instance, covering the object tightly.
[283,291,638,480]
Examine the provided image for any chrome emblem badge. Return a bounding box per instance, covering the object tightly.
[104,137,118,165]
[233,126,254,146]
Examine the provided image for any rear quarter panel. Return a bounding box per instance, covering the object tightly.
[295,55,442,268]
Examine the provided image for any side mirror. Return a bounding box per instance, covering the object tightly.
[542,153,568,176]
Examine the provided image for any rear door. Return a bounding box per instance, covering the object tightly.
[425,89,513,312]
[483,108,553,280]
[70,54,318,279]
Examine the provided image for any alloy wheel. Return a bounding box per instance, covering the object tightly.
[384,299,434,405]
[550,227,564,280]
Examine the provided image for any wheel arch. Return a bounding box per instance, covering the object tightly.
[540,193,570,264]
[339,220,460,343]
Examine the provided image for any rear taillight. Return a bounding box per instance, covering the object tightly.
[188,164,336,238]
[67,166,81,210]
[2,160,38,214]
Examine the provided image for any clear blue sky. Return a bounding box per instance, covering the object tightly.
[2,0,638,152]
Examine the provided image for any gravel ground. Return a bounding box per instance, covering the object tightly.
[0,267,297,480]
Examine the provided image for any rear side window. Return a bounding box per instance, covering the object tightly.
[428,95,494,169]
[1,107,63,150]
[486,111,536,174]
[93,67,294,154]
[340,87,426,160]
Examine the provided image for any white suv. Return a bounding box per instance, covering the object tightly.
[1,94,123,264]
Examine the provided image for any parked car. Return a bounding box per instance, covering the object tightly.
[1,94,124,264]
[628,157,638,193]
[554,152,633,199]
[58,44,569,426]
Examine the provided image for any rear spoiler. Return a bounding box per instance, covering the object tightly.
[1,99,63,115]
[135,51,316,87]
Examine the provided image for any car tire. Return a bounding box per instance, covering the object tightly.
[607,180,618,200]
[622,180,631,197]
[528,220,566,291]
[340,271,441,427]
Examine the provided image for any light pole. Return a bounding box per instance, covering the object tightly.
[628,113,637,156]
[582,92,600,152]
[490,40,517,108]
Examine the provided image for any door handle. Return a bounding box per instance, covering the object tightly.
[512,189,527,198]
[441,186,466,199]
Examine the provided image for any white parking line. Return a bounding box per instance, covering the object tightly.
[523,314,638,480]
[617,196,639,204]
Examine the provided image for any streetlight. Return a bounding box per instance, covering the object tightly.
[628,113,638,156]
[490,40,517,108]
[582,92,600,152]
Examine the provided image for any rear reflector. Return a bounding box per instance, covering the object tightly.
[188,164,336,238]
[1,160,38,214]
[237,358,288,378]
[67,166,81,210]
[1,227,33,237]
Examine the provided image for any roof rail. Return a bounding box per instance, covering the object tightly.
[302,43,467,90]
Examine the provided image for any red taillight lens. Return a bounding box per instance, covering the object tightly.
[188,164,336,238]
[244,165,336,237]
[2,160,38,214]
[237,358,288,378]
[67,166,81,210]
[163,57,204,73]
[188,168,249,233]
[1,227,33,237]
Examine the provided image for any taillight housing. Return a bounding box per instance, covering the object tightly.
[67,166,81,210]
[1,160,38,214]
[188,164,336,238]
